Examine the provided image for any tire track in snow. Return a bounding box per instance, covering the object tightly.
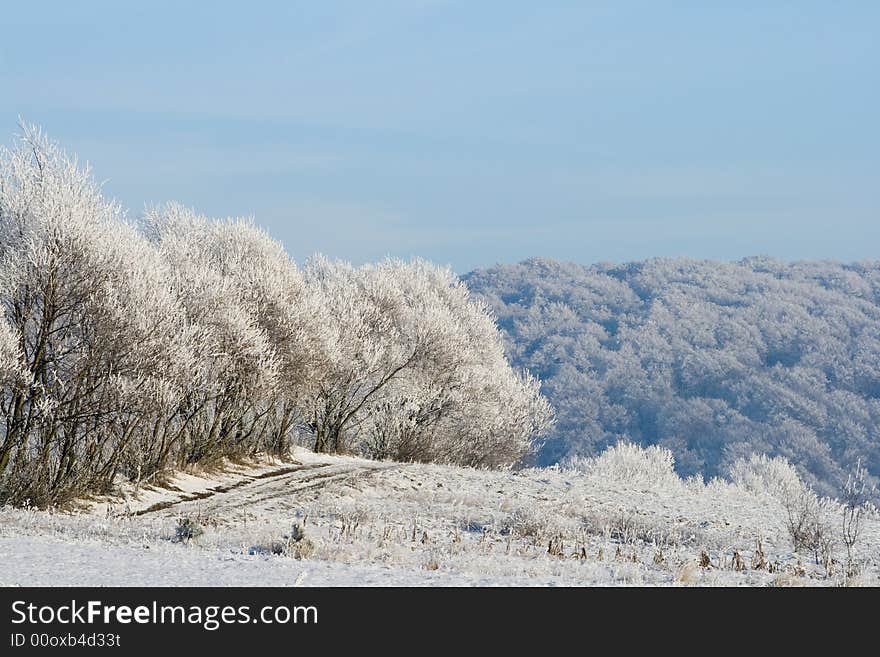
[134,460,398,518]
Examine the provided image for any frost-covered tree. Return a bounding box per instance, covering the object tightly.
[841,458,874,572]
[304,257,552,466]
[0,127,192,504]
[142,204,326,466]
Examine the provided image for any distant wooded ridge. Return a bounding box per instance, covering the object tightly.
[464,256,880,498]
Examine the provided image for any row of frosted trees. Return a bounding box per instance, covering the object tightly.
[0,128,552,506]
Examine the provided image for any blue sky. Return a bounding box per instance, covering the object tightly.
[2,1,877,273]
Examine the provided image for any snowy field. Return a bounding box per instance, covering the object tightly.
[1,447,877,587]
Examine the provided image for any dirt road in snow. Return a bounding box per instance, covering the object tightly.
[130,458,400,525]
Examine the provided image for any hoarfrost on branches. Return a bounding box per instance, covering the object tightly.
[0,127,551,505]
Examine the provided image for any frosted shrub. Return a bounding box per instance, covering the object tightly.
[284,521,314,559]
[174,517,203,543]
[729,454,805,500]
[567,442,680,490]
[729,454,820,552]
[504,505,549,539]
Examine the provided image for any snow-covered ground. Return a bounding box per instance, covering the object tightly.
[1,448,877,586]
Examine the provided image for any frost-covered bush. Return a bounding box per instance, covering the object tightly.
[173,517,204,543]
[284,520,314,559]
[729,454,807,502]
[566,442,680,489]
[729,454,820,552]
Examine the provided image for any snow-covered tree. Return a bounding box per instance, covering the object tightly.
[304,257,552,466]
[142,203,326,466]
[0,126,192,504]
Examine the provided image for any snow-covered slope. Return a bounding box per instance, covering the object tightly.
[1,448,877,586]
